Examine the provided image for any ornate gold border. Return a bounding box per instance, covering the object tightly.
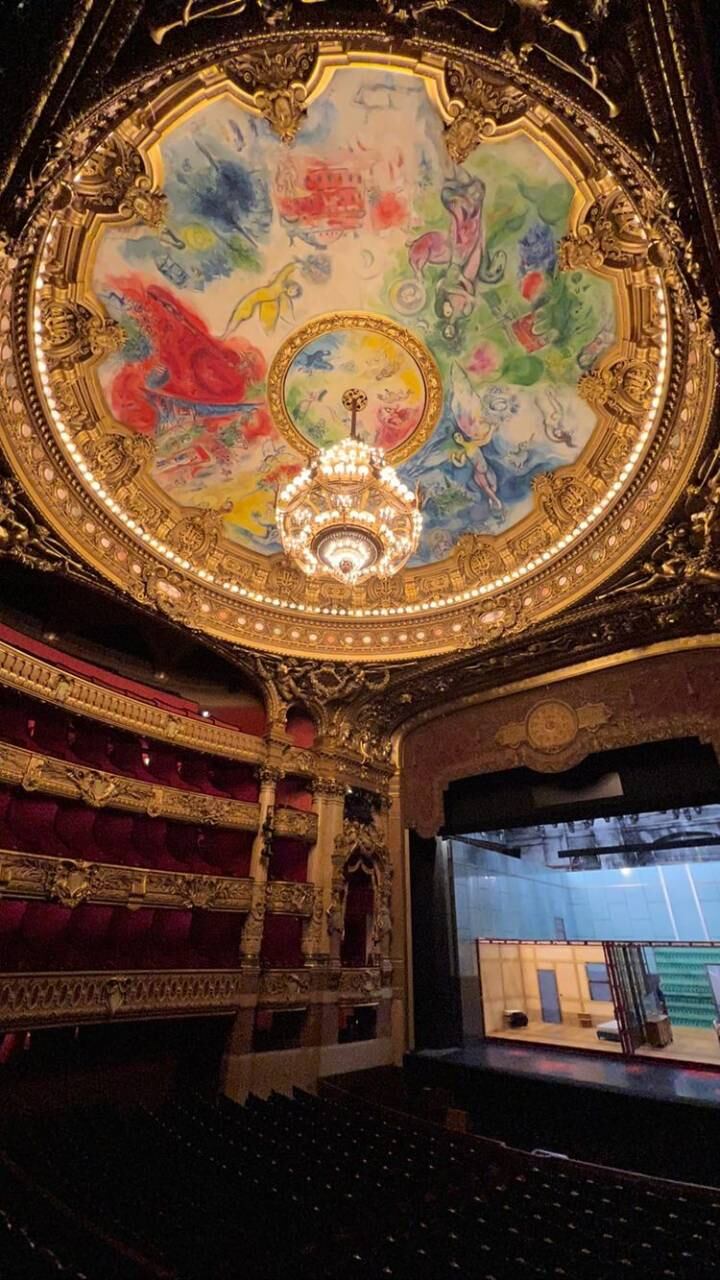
[266,311,443,465]
[0,969,252,1028]
[0,739,318,841]
[0,848,254,913]
[1,38,714,660]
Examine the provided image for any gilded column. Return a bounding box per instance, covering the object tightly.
[301,779,346,968]
[239,766,280,966]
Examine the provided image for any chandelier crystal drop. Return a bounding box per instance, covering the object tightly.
[276,388,422,587]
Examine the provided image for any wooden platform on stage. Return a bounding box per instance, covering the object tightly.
[398,1041,720,1187]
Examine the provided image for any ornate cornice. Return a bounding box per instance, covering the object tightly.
[0,634,263,762]
[0,968,251,1029]
[265,880,315,916]
[258,968,311,1005]
[272,806,317,841]
[0,848,253,913]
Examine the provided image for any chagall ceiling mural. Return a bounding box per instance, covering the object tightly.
[9,41,706,661]
[92,67,612,567]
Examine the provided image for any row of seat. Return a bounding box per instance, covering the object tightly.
[0,687,261,799]
[0,785,256,876]
[0,899,249,971]
[1,1088,717,1280]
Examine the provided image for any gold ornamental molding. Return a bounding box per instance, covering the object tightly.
[0,739,318,841]
[495,698,612,764]
[0,740,259,831]
[0,968,250,1029]
[0,636,264,763]
[256,965,390,1005]
[264,880,316,916]
[0,848,254,913]
[1,39,714,662]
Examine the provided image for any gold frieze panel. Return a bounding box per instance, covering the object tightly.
[0,848,254,912]
[0,969,249,1030]
[1,40,715,660]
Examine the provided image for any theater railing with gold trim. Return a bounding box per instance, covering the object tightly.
[0,741,317,841]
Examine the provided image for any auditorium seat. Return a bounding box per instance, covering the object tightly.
[177,756,228,796]
[208,761,259,803]
[6,794,63,857]
[65,720,114,772]
[268,838,309,883]
[0,690,35,749]
[92,811,138,866]
[29,707,72,759]
[53,801,101,860]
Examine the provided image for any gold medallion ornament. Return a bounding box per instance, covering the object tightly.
[0,40,714,660]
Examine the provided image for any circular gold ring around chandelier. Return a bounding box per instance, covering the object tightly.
[267,311,443,465]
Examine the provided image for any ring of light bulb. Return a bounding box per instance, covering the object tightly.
[33,209,670,620]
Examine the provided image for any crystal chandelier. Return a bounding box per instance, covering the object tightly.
[276,388,422,587]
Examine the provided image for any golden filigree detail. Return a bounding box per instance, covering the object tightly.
[165,502,231,566]
[579,352,660,418]
[0,848,253,913]
[533,470,594,533]
[265,880,315,915]
[82,432,155,495]
[0,969,247,1029]
[444,60,528,162]
[558,187,650,273]
[455,533,507,585]
[332,817,393,955]
[496,698,612,754]
[70,135,167,228]
[0,478,82,575]
[258,969,311,1003]
[225,42,318,142]
[40,299,124,370]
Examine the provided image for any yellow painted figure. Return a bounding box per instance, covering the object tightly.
[224,264,302,336]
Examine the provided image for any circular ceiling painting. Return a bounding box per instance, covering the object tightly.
[2,42,714,659]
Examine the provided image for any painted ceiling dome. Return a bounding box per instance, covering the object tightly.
[2,41,713,659]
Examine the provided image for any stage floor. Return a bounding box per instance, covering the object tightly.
[419,1038,720,1105]
[487,1021,720,1065]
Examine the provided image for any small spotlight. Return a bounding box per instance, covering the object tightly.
[620,867,633,877]
[201,710,210,718]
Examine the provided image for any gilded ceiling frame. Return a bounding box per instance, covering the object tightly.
[0,31,716,663]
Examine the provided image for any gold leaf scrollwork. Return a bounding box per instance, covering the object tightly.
[81,432,155,496]
[558,188,650,273]
[165,502,231,568]
[579,352,659,420]
[532,470,594,534]
[40,299,125,371]
[444,61,528,163]
[71,135,167,228]
[225,43,319,143]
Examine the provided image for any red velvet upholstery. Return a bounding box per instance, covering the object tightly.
[92,811,137,865]
[177,756,228,796]
[143,744,191,789]
[189,910,242,967]
[107,733,154,782]
[131,815,171,870]
[260,915,304,968]
[29,706,72,759]
[285,707,316,748]
[66,721,114,771]
[6,794,62,857]
[208,761,259,803]
[164,821,200,871]
[268,838,309,883]
[54,801,101,859]
[275,775,314,812]
[198,827,252,878]
[0,691,34,749]
[0,788,19,850]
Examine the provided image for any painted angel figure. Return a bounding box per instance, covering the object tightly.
[448,364,503,510]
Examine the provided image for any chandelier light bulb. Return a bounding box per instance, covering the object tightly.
[276,387,422,587]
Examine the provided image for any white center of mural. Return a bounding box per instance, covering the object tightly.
[92,67,615,567]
